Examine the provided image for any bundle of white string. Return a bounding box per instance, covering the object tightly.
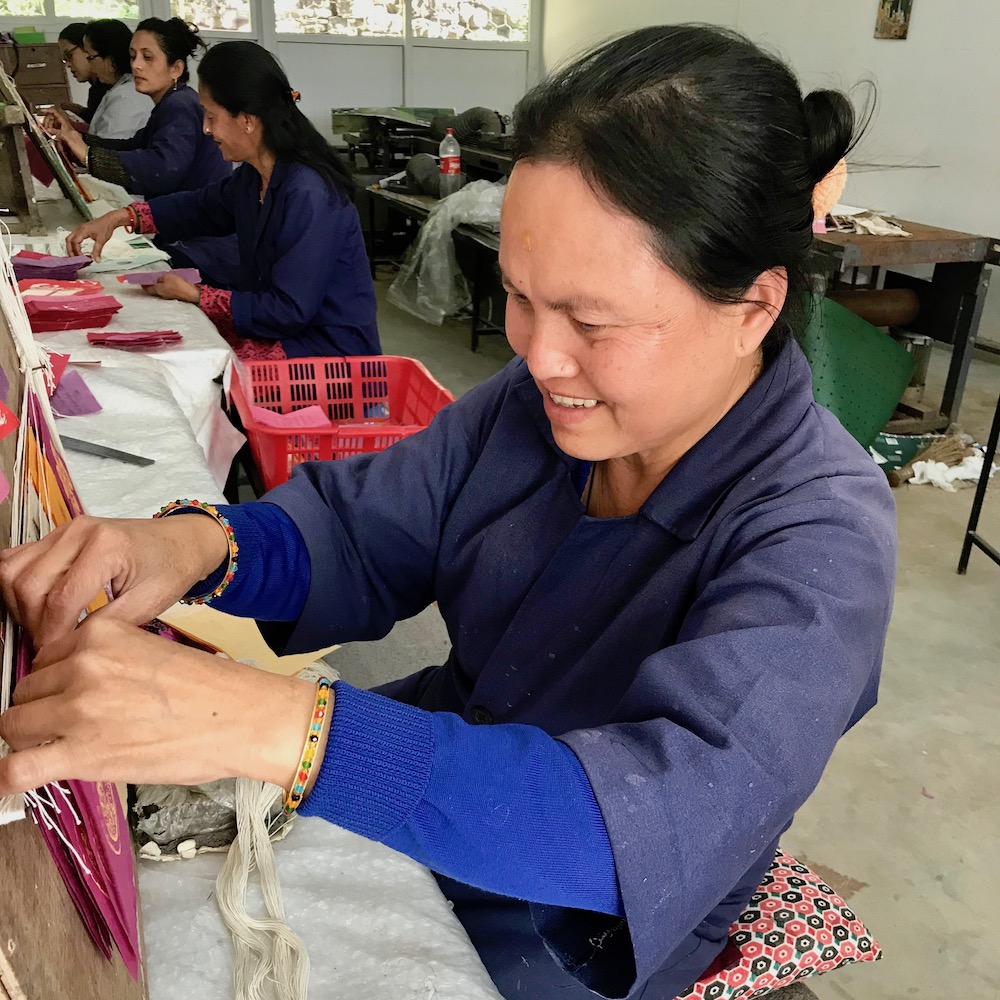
[215,778,309,1000]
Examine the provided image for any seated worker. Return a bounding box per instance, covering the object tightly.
[67,40,379,361]
[49,17,229,197]
[48,19,151,140]
[56,22,111,125]
[3,25,891,1000]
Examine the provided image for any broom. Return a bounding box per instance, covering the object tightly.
[887,435,976,487]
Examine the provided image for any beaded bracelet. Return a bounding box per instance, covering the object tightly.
[283,677,332,815]
[152,499,238,605]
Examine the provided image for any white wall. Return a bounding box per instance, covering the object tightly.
[542,0,739,70]
[542,0,1000,340]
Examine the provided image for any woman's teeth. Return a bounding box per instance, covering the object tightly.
[549,392,598,409]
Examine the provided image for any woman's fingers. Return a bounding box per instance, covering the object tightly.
[0,616,318,796]
[0,740,74,798]
[0,515,203,650]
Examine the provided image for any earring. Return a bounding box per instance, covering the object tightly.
[172,78,178,91]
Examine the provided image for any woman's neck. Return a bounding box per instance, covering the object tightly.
[148,82,175,105]
[251,150,278,198]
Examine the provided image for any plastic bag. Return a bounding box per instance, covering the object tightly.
[387,179,504,325]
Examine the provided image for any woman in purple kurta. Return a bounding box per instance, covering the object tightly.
[0,25,894,1000]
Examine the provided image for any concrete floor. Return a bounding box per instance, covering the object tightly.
[327,275,1000,1000]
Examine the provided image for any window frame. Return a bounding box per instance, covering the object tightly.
[0,0,542,103]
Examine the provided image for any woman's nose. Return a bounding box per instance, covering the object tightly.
[524,314,579,382]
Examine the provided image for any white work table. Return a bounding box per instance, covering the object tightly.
[34,277,240,517]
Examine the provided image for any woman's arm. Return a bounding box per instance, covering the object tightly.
[89,98,202,196]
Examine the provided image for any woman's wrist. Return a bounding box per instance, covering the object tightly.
[243,674,333,793]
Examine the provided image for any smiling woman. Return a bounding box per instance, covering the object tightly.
[3,24,894,1000]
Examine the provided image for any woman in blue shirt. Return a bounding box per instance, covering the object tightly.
[66,40,379,361]
[1,26,892,1000]
[50,17,228,197]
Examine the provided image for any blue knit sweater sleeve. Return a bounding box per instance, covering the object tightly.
[184,501,622,916]
[301,681,624,916]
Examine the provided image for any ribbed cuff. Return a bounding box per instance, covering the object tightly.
[299,681,435,841]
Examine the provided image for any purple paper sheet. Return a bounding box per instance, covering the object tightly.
[122,268,201,286]
[0,367,8,402]
[50,371,103,419]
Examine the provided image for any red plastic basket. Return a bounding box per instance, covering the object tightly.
[230,355,455,491]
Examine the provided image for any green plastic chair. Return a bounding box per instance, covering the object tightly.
[798,295,916,449]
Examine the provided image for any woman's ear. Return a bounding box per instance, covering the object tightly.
[735,267,788,358]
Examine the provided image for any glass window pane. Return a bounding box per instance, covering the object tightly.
[274,0,404,37]
[53,0,139,17]
[172,0,252,32]
[0,0,44,15]
[411,0,529,41]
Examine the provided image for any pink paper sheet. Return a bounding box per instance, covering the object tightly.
[50,371,103,418]
[250,403,332,429]
[119,268,201,286]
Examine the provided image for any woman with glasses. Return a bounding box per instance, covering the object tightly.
[67,41,379,361]
[47,17,229,199]
[46,20,151,140]
[56,23,110,125]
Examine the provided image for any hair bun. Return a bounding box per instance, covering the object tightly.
[802,89,855,184]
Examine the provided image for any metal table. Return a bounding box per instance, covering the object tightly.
[812,221,1000,433]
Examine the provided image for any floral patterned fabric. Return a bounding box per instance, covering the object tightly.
[675,849,881,1000]
[131,200,156,234]
[199,286,286,362]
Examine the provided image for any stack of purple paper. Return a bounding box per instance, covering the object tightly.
[12,250,92,281]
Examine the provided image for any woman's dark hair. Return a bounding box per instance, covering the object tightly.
[58,22,89,47]
[198,41,356,199]
[83,19,133,79]
[513,24,867,365]
[135,17,206,86]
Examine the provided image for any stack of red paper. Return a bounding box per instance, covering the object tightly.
[18,279,122,333]
[86,330,183,351]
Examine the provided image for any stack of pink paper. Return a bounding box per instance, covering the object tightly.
[87,330,183,350]
[12,249,92,281]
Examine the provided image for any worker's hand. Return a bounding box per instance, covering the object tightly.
[0,615,319,796]
[41,106,72,138]
[142,273,201,305]
[0,513,230,650]
[65,208,130,261]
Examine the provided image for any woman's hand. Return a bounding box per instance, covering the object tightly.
[142,273,202,305]
[0,513,230,650]
[43,109,88,166]
[66,208,130,261]
[0,615,318,797]
[42,106,73,138]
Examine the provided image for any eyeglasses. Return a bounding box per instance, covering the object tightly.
[60,45,79,65]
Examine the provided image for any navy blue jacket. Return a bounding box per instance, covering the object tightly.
[86,85,230,196]
[245,342,895,997]
[148,161,380,358]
